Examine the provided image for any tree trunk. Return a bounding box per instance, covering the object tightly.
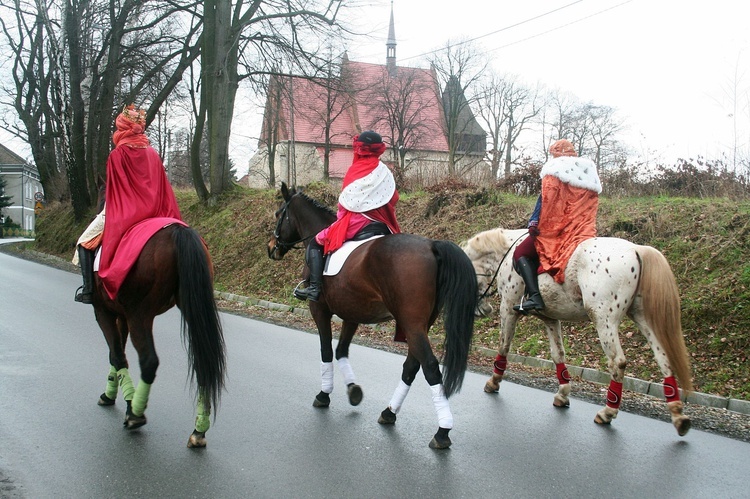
[64,0,90,221]
[203,0,239,204]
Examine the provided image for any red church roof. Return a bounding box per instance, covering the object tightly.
[263,57,450,171]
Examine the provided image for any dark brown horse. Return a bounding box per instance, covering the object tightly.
[89,222,226,448]
[267,183,478,449]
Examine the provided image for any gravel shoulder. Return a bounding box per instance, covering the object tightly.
[3,243,748,444]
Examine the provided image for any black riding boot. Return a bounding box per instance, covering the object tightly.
[294,241,324,302]
[75,246,95,304]
[512,256,545,313]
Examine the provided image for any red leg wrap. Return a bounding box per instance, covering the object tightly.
[663,376,680,403]
[493,355,507,376]
[606,380,623,409]
[555,363,571,385]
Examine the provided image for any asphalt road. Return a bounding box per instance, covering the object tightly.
[1,249,748,498]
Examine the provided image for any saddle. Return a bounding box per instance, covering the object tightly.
[323,222,391,276]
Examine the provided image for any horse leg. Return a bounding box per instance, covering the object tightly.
[123,318,159,430]
[544,319,572,408]
[630,311,692,436]
[335,321,363,406]
[407,332,454,449]
[485,309,519,393]
[378,352,421,425]
[311,309,335,408]
[94,310,132,406]
[592,322,627,426]
[188,390,211,448]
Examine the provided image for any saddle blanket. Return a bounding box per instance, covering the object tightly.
[323,235,384,276]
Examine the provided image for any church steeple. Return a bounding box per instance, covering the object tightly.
[386,1,396,74]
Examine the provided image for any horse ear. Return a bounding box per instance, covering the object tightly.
[280,182,290,201]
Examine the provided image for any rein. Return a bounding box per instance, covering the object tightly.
[478,231,528,301]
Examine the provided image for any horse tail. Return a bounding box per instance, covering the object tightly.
[173,225,227,413]
[433,240,479,398]
[637,246,693,393]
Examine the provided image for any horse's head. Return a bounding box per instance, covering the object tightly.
[460,238,496,317]
[267,182,301,260]
[461,228,526,317]
[267,182,335,260]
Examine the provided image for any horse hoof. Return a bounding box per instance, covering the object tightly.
[429,427,451,449]
[124,412,147,430]
[553,398,570,408]
[484,380,499,393]
[378,407,397,425]
[593,414,611,425]
[313,391,330,408]
[675,416,691,437]
[347,384,363,406]
[98,393,116,406]
[124,404,147,429]
[187,430,207,448]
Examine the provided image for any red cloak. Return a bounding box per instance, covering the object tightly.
[98,145,183,299]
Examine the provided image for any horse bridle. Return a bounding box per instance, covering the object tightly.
[271,198,312,256]
[477,231,528,301]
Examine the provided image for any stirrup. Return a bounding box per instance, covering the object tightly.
[75,285,93,304]
[513,296,543,314]
[293,281,320,302]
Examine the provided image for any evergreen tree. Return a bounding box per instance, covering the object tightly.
[0,176,12,211]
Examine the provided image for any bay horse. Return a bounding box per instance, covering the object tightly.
[461,227,693,436]
[89,221,226,448]
[267,183,478,449]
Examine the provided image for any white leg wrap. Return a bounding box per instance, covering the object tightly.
[337,357,356,385]
[388,380,411,414]
[430,384,454,429]
[321,362,334,394]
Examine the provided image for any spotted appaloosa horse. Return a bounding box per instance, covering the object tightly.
[462,227,693,436]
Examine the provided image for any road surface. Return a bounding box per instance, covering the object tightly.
[0,250,748,498]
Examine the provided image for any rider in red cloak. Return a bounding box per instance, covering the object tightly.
[294,130,401,302]
[96,104,184,300]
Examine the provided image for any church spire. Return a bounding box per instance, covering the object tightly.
[386,1,396,74]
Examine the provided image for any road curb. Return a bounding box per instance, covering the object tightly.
[220,292,750,417]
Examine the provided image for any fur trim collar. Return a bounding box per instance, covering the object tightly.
[540,156,602,193]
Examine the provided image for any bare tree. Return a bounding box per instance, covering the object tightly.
[429,40,486,176]
[475,73,508,179]
[540,88,579,161]
[255,72,287,188]
[586,105,626,169]
[1,0,202,219]
[198,0,345,204]
[300,52,357,182]
[0,0,67,203]
[476,72,542,178]
[367,65,438,186]
[498,77,542,177]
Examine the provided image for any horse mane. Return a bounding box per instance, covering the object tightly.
[462,227,521,260]
[296,190,336,218]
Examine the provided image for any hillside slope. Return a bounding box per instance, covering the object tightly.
[32,184,750,399]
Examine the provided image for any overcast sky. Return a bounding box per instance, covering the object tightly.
[339,0,750,166]
[4,0,749,175]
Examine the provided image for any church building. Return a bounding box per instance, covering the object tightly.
[245,4,489,189]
